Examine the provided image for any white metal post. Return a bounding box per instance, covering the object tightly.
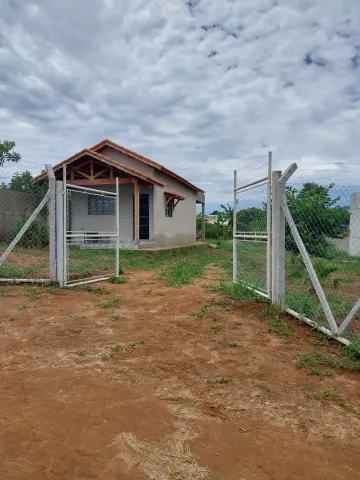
[56,181,64,287]
[276,163,298,305]
[46,164,56,281]
[115,177,120,275]
[266,152,272,298]
[271,170,281,303]
[233,170,237,283]
[63,165,67,287]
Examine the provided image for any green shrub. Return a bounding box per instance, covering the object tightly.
[16,212,48,248]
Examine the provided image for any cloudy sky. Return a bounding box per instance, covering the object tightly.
[1,0,360,212]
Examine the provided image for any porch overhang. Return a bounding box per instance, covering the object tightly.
[164,191,185,209]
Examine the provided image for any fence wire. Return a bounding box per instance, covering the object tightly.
[235,181,268,293]
[65,188,118,285]
[284,183,360,334]
[0,179,50,279]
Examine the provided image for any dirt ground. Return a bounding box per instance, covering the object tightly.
[1,267,360,480]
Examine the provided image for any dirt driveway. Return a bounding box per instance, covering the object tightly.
[1,267,360,479]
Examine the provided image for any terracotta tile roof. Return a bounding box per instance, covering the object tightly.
[32,149,167,187]
[90,139,205,193]
[164,191,185,201]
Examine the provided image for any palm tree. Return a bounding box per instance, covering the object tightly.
[220,202,237,228]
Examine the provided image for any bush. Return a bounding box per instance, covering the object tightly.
[16,212,49,248]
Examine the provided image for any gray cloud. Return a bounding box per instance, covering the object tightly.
[1,0,360,210]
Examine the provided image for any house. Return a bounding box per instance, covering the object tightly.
[33,139,205,249]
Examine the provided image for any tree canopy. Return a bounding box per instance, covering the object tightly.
[0,140,21,167]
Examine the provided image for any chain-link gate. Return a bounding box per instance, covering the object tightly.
[64,183,119,287]
[233,157,272,298]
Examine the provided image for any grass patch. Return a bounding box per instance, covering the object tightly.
[306,368,333,377]
[210,281,263,304]
[186,305,217,320]
[0,261,47,278]
[341,403,360,417]
[73,350,87,356]
[43,285,65,295]
[26,287,41,300]
[101,340,145,360]
[108,275,126,284]
[17,305,26,311]
[96,296,122,308]
[74,284,109,294]
[259,304,293,342]
[216,377,229,384]
[9,315,19,322]
[223,337,238,347]
[110,314,121,321]
[301,384,336,402]
[296,348,360,373]
[0,289,9,297]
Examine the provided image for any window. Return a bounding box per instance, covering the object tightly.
[88,196,115,215]
[165,198,173,217]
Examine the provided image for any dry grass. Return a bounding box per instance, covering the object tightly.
[113,424,209,480]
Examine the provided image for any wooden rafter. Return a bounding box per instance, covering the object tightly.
[93,166,110,179]
[74,169,91,179]
[66,178,136,185]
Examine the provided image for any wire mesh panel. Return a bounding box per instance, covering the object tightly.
[65,186,119,286]
[0,178,50,280]
[284,182,360,335]
[234,180,269,293]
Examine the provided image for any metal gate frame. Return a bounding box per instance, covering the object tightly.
[62,165,120,287]
[233,152,272,299]
[233,155,357,346]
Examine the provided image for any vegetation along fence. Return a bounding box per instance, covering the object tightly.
[234,157,360,345]
[0,165,56,283]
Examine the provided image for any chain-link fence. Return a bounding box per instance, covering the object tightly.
[284,183,360,335]
[0,174,51,280]
[233,161,360,341]
[65,186,119,286]
[234,179,269,294]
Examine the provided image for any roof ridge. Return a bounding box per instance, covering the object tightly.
[90,139,205,193]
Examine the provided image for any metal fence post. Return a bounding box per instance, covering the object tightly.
[266,152,272,298]
[271,170,281,303]
[55,181,64,287]
[63,165,67,286]
[115,177,120,275]
[276,164,298,305]
[46,165,56,281]
[233,170,237,283]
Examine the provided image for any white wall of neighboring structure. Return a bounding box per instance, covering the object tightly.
[349,193,360,256]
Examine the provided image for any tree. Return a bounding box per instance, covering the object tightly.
[220,202,236,228]
[0,140,21,167]
[285,182,350,258]
[236,207,266,232]
[8,171,33,193]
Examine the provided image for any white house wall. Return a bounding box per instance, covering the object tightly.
[98,146,155,176]
[152,172,197,247]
